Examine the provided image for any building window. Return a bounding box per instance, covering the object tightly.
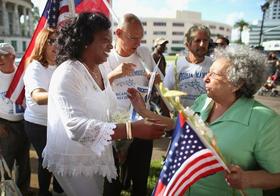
[141,40,146,44]
[153,31,166,35]
[172,22,184,27]
[172,40,183,44]
[142,22,147,26]
[209,25,216,29]
[11,40,17,52]
[0,10,3,26]
[153,22,166,26]
[171,46,185,52]
[8,12,13,35]
[219,26,225,30]
[0,40,4,43]
[144,31,147,35]
[22,41,27,51]
[172,31,184,35]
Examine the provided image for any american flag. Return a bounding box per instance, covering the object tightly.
[5,0,111,105]
[153,112,225,196]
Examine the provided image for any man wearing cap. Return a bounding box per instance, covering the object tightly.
[152,37,168,76]
[164,24,212,107]
[0,43,30,194]
[151,38,170,117]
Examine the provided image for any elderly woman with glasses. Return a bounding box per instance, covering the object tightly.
[23,27,63,196]
[130,45,280,195]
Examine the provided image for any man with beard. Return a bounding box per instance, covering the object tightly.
[164,24,212,107]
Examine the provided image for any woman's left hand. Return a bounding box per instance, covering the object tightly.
[225,165,250,189]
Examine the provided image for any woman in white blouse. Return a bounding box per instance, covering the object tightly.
[23,28,63,196]
[42,12,167,196]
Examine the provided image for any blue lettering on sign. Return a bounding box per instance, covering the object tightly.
[179,71,207,81]
[195,72,207,78]
[179,73,193,81]
[133,70,145,76]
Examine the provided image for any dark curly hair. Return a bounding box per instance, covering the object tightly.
[56,12,111,65]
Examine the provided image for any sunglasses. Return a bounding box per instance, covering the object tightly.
[47,38,56,46]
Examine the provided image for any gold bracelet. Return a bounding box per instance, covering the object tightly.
[126,121,132,140]
[125,122,129,139]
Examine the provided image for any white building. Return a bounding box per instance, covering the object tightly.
[249,0,280,47]
[0,0,33,56]
[114,10,232,54]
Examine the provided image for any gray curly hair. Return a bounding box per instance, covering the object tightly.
[213,45,267,98]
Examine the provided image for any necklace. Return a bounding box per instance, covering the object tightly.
[82,62,105,90]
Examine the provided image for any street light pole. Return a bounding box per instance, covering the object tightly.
[258,2,270,46]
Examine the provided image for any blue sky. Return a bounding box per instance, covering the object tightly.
[32,0,267,41]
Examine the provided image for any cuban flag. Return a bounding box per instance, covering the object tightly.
[6,0,111,105]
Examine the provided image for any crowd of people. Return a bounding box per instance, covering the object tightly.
[0,11,279,196]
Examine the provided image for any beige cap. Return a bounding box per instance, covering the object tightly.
[0,43,15,55]
[154,37,168,47]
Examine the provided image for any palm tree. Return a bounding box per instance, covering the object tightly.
[234,19,249,44]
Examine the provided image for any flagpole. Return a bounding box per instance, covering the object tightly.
[101,0,119,24]
[67,0,76,17]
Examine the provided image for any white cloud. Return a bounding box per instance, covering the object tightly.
[226,12,245,25]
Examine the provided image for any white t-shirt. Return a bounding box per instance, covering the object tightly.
[163,55,212,107]
[103,46,156,112]
[0,69,24,121]
[23,60,56,126]
[42,60,117,182]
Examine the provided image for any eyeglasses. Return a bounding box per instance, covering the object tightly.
[206,71,225,80]
[122,31,143,42]
[47,38,56,46]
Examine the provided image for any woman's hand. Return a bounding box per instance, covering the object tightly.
[132,118,166,139]
[127,88,146,115]
[225,165,250,189]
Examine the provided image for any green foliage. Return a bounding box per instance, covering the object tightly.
[147,160,162,194]
[32,6,40,28]
[233,19,250,44]
[165,55,177,62]
[121,160,162,196]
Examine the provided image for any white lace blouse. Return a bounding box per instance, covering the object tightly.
[42,60,118,181]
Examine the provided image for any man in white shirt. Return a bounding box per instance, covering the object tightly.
[0,43,30,194]
[164,25,213,107]
[103,13,156,196]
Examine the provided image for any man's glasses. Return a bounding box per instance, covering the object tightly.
[47,38,56,46]
[122,31,143,42]
[0,54,9,60]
